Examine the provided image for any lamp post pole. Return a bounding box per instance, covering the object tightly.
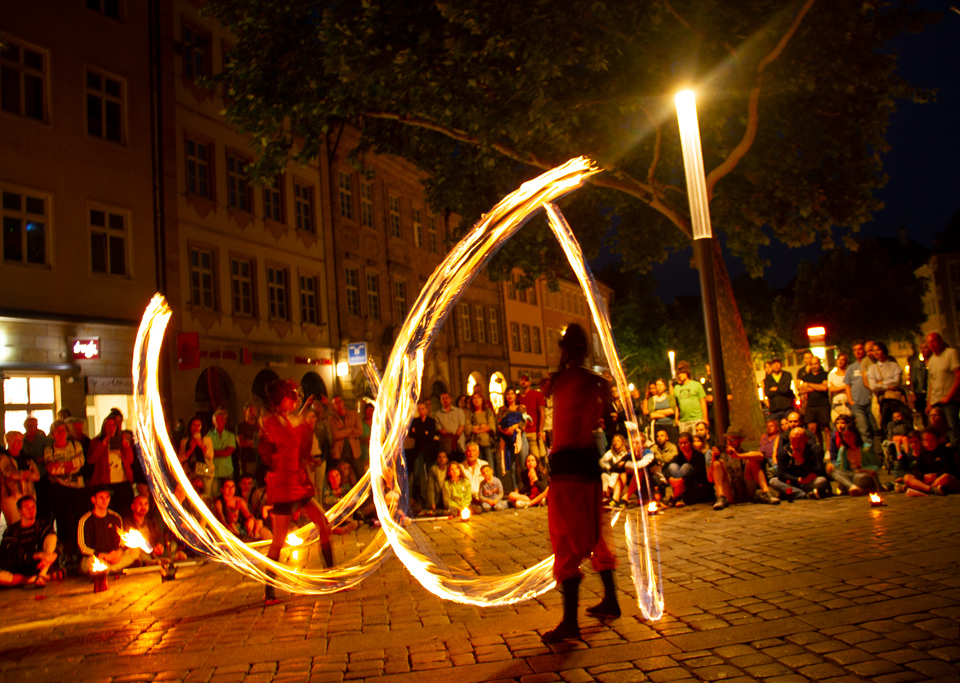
[675,90,729,442]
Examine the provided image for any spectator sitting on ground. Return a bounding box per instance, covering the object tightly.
[1,431,40,526]
[883,410,913,473]
[758,418,781,471]
[664,432,713,508]
[693,421,713,452]
[0,495,63,587]
[213,480,265,541]
[441,462,472,515]
[611,433,662,506]
[78,488,139,576]
[422,451,449,516]
[319,468,360,534]
[509,453,549,508]
[770,428,831,500]
[709,427,781,509]
[460,443,489,506]
[827,416,881,496]
[652,429,679,464]
[599,434,628,499]
[478,465,508,511]
[901,429,960,496]
[927,405,950,448]
[124,494,188,563]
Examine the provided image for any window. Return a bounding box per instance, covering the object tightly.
[86,69,124,143]
[412,208,423,247]
[182,23,211,81]
[86,0,122,20]
[1,39,46,121]
[89,205,127,276]
[338,171,353,220]
[185,136,213,199]
[230,257,255,316]
[3,188,48,265]
[189,246,216,309]
[475,305,486,343]
[395,281,407,322]
[428,214,438,253]
[267,265,289,320]
[521,324,531,352]
[388,194,401,238]
[517,278,527,304]
[510,322,521,352]
[460,305,472,342]
[532,327,542,354]
[360,182,374,228]
[488,308,499,344]
[547,329,558,356]
[300,274,320,324]
[345,267,360,317]
[529,284,537,306]
[506,280,515,300]
[366,273,380,320]
[226,152,252,211]
[293,180,315,233]
[3,376,56,435]
[263,175,284,223]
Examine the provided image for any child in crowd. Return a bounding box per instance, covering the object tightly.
[441,462,472,514]
[883,410,913,474]
[478,465,507,511]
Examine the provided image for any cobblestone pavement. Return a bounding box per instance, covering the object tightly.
[1,492,958,683]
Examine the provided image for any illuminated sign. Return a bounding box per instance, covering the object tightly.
[72,338,101,360]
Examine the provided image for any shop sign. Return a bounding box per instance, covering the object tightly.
[87,376,134,395]
[72,338,101,360]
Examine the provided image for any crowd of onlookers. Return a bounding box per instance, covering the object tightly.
[1,331,957,589]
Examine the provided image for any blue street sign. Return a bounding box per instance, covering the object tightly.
[347,342,368,366]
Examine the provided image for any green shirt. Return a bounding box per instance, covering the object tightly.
[673,380,706,421]
[207,428,237,478]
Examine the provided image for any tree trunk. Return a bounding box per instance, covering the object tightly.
[711,237,766,443]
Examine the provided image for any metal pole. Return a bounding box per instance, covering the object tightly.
[694,239,729,442]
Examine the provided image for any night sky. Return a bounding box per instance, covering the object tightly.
[644,0,960,301]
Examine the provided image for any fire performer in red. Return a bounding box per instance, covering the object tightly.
[542,324,620,643]
[259,379,334,605]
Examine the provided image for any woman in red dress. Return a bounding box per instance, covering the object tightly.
[260,379,334,604]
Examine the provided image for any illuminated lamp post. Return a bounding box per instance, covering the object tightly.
[675,90,729,442]
[807,326,827,363]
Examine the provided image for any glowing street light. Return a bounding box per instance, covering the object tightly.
[675,89,729,441]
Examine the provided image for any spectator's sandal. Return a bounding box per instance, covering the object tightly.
[48,569,65,581]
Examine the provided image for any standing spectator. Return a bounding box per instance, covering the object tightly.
[408,401,439,508]
[763,359,795,424]
[798,355,831,449]
[178,417,214,498]
[208,407,237,498]
[845,341,880,455]
[0,495,63,587]
[540,377,555,452]
[517,374,547,465]
[866,342,908,429]
[301,406,326,504]
[911,340,929,425]
[673,363,707,434]
[434,392,467,462]
[828,353,851,423]
[44,420,85,561]
[925,332,960,450]
[88,416,135,516]
[236,403,260,481]
[1,432,39,525]
[647,378,678,443]
[328,395,364,479]
[78,488,139,576]
[21,417,53,524]
[360,402,375,464]
[466,393,497,472]
[497,388,529,480]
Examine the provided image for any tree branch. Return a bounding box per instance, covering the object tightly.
[663,0,740,61]
[705,0,817,199]
[639,105,662,188]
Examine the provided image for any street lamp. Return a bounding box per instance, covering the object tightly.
[675,90,729,441]
[668,350,676,379]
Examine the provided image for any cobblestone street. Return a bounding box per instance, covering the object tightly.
[1,493,958,683]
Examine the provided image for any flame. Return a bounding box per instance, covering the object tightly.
[286,534,304,546]
[122,529,153,554]
[869,493,882,504]
[460,508,471,521]
[647,501,658,514]
[91,556,108,573]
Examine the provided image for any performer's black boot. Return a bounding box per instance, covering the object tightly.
[542,578,581,643]
[321,543,334,569]
[264,568,280,605]
[586,569,621,619]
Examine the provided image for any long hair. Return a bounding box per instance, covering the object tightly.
[264,379,301,413]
